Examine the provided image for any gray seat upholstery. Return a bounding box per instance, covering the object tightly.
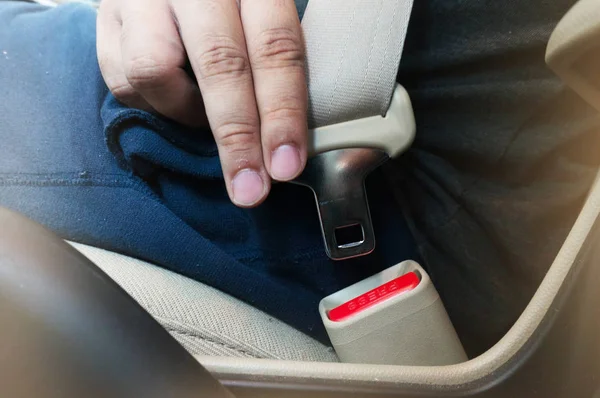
[69,242,339,362]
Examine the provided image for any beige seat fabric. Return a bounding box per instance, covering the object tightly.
[69,242,339,362]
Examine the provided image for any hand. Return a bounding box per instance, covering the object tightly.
[97,0,308,207]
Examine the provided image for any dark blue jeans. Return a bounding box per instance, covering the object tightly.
[1,0,597,356]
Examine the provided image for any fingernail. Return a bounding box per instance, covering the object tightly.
[271,144,301,181]
[232,169,266,206]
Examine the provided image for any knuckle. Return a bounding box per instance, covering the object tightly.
[251,28,304,70]
[262,95,306,123]
[194,35,250,81]
[216,122,260,155]
[124,54,176,90]
[262,106,306,132]
[110,82,138,103]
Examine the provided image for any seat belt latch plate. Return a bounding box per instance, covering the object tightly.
[292,84,416,260]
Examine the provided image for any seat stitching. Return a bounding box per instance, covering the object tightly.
[165,327,262,358]
[154,314,282,360]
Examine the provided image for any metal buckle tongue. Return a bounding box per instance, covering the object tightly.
[292,148,388,260]
[291,85,416,260]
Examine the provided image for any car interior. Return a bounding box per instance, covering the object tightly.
[2,0,600,397]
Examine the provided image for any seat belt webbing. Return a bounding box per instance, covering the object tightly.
[301,0,414,129]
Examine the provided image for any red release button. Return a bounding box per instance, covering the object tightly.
[328,271,420,322]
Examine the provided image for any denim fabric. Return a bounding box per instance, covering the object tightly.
[0,1,416,345]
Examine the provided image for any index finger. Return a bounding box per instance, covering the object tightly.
[172,0,270,207]
[241,0,308,182]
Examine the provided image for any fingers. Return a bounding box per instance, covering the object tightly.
[173,0,269,207]
[119,0,207,126]
[98,0,308,208]
[97,0,151,110]
[97,0,206,126]
[241,0,308,182]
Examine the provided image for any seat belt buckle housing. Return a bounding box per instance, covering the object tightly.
[319,260,467,366]
[292,84,416,260]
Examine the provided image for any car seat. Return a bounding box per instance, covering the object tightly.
[69,241,340,361]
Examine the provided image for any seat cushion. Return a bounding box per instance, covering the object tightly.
[69,242,339,362]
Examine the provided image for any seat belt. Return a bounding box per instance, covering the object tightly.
[302,0,414,127]
[293,0,416,260]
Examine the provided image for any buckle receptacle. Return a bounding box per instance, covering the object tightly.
[319,260,467,365]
